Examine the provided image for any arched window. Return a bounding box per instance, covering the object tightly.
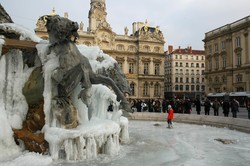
[180,85,183,91]
[191,85,195,91]
[143,45,150,52]
[116,44,125,51]
[175,85,179,91]
[128,45,136,52]
[196,85,200,91]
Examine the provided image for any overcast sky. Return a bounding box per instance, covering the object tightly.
[1,0,250,50]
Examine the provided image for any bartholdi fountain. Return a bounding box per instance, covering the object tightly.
[0,6,132,161]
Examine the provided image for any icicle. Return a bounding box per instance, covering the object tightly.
[86,137,97,159]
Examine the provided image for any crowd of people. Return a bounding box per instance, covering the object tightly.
[128,97,250,119]
[129,99,164,113]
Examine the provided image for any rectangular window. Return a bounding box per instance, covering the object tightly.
[221,41,226,51]
[129,63,134,74]
[222,55,226,68]
[180,69,183,75]
[155,64,160,75]
[215,57,219,69]
[196,70,200,75]
[235,37,241,47]
[214,43,218,52]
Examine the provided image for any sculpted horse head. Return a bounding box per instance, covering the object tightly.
[39,15,79,44]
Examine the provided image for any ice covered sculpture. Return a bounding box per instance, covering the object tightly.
[0,14,131,161]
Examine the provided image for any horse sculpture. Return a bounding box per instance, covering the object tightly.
[40,15,132,124]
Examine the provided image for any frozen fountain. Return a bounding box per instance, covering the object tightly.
[0,13,131,162]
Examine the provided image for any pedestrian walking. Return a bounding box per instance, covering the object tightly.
[231,99,239,118]
[167,105,174,128]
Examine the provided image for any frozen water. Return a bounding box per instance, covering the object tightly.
[0,22,128,162]
[2,120,250,166]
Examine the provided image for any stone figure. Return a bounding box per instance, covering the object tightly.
[79,21,84,31]
[124,26,128,35]
[40,15,132,121]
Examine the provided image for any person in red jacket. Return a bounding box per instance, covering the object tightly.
[167,105,174,128]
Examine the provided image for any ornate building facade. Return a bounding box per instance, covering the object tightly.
[35,0,165,100]
[165,46,206,101]
[203,16,250,94]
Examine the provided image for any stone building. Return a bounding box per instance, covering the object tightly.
[203,16,250,93]
[165,46,206,101]
[35,0,165,100]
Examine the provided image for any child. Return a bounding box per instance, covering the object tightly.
[167,105,174,128]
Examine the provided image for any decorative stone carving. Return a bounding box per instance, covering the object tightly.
[153,58,162,63]
[141,57,151,62]
[127,57,136,62]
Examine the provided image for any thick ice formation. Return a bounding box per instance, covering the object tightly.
[0,23,129,161]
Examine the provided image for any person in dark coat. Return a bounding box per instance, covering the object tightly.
[204,98,211,115]
[136,99,142,112]
[184,99,192,114]
[222,100,230,117]
[231,99,239,118]
[246,98,250,119]
[212,98,220,116]
[195,98,201,115]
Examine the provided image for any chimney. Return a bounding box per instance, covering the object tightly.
[168,45,173,54]
[132,22,137,34]
[190,46,192,53]
[178,46,181,53]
